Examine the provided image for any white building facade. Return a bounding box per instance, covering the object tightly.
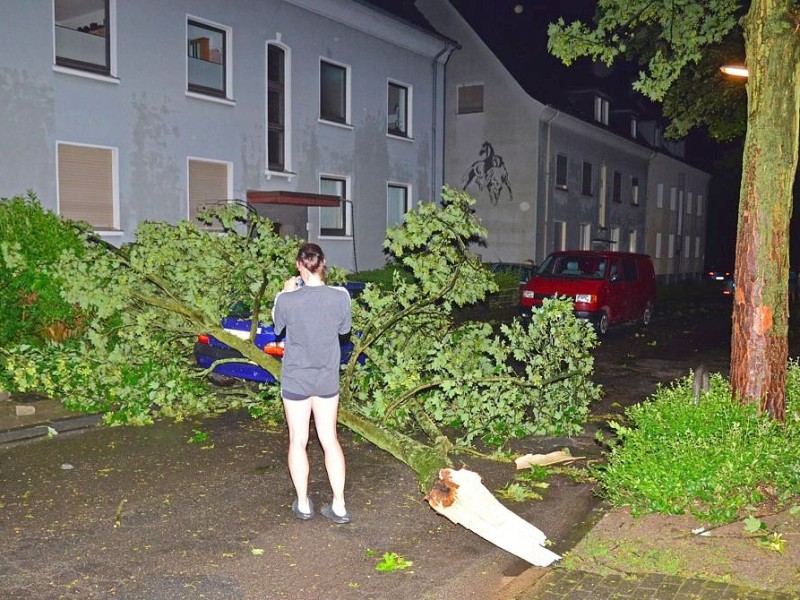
[1,0,455,271]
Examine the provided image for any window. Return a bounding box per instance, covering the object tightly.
[57,142,117,230]
[630,117,638,139]
[598,164,607,227]
[320,176,350,237]
[631,176,639,206]
[629,230,638,253]
[657,183,664,208]
[267,43,286,171]
[54,0,112,76]
[594,95,609,125]
[553,221,566,251]
[579,223,592,250]
[670,187,677,211]
[320,60,349,124]
[457,84,483,114]
[187,18,229,98]
[686,191,693,214]
[684,235,691,258]
[387,184,409,227]
[581,161,593,196]
[612,171,622,203]
[655,232,662,259]
[668,234,675,259]
[697,195,704,216]
[388,81,410,137]
[555,154,567,190]
[188,158,230,225]
[695,236,701,258]
[610,226,620,248]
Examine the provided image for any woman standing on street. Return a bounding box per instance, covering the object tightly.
[272,243,353,524]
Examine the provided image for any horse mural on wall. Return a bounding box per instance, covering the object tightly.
[462,141,514,205]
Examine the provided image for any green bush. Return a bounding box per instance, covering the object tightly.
[0,192,86,346]
[597,366,800,524]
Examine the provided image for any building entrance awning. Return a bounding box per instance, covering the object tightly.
[246,190,341,207]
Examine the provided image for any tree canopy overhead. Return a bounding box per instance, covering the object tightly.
[550,0,800,419]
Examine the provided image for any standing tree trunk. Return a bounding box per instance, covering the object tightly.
[730,0,800,420]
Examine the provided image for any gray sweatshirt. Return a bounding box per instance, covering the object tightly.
[272,285,352,398]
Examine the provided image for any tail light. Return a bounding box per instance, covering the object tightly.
[197,334,210,345]
[264,342,285,357]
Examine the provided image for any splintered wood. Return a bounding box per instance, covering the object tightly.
[514,448,584,469]
[425,468,561,567]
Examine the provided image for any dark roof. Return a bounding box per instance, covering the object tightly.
[355,0,455,42]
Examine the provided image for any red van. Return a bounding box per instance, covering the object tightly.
[519,251,656,334]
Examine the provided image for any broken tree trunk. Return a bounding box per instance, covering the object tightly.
[425,468,561,567]
[336,409,559,566]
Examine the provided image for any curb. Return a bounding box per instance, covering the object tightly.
[0,413,103,446]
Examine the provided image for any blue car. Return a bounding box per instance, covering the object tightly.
[194,281,364,384]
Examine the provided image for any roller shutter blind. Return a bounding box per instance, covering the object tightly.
[58,144,114,229]
[189,159,228,224]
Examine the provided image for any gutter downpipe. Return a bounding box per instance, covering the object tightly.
[432,40,458,203]
[541,106,561,260]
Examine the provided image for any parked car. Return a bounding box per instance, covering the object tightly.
[519,251,656,335]
[705,266,732,282]
[194,281,364,384]
[487,261,536,287]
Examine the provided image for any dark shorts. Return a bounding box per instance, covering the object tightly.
[281,389,338,401]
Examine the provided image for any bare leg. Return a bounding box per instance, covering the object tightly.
[311,394,347,515]
[282,397,313,512]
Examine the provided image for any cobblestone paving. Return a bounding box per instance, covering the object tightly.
[514,568,798,599]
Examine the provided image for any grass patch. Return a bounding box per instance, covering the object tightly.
[595,364,800,525]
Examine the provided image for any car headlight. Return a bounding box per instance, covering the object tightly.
[521,289,535,299]
[574,294,596,304]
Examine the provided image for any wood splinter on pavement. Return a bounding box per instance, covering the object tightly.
[514,448,585,469]
[425,468,561,567]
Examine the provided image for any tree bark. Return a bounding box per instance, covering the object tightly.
[730,0,800,420]
[337,407,451,491]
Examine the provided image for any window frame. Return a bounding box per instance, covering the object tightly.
[555,154,568,190]
[387,80,412,138]
[612,171,622,203]
[581,160,593,196]
[319,175,351,238]
[594,95,609,125]
[457,84,484,114]
[320,59,351,125]
[187,157,232,227]
[631,176,640,206]
[579,223,592,250]
[54,0,116,78]
[186,16,232,101]
[387,183,410,227]
[266,41,291,174]
[553,220,566,251]
[629,230,638,253]
[56,141,119,232]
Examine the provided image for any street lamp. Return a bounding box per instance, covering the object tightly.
[720,65,749,77]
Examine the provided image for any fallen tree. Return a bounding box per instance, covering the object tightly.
[1,188,599,564]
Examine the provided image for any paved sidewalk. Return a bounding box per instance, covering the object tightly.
[507,567,797,599]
